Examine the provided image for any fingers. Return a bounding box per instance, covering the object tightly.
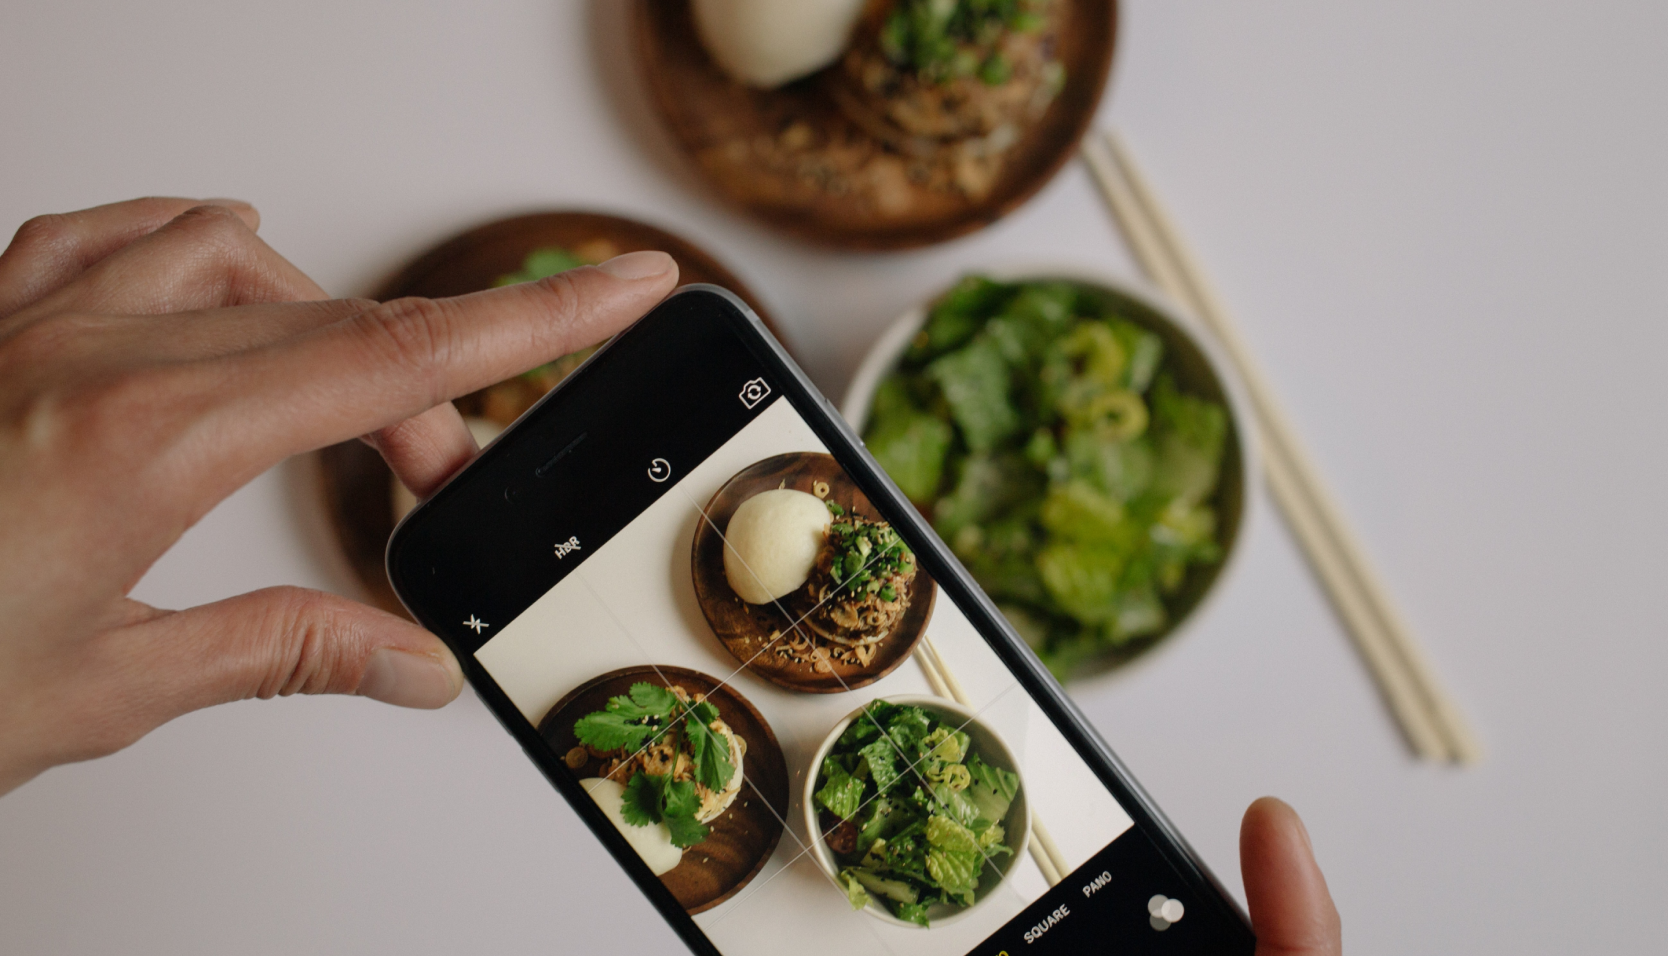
[139,297,375,361]
[32,203,327,317]
[3,588,463,787]
[1241,797,1342,956]
[112,587,463,721]
[0,197,259,319]
[208,251,676,486]
[364,402,480,499]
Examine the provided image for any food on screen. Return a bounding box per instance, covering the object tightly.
[720,479,919,656]
[571,682,747,860]
[722,488,833,603]
[788,511,917,647]
[694,452,938,692]
[813,699,1024,927]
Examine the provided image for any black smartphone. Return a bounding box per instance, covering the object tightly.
[387,286,1255,956]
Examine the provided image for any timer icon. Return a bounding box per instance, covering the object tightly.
[647,458,672,482]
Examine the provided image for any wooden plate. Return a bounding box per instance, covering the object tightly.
[538,665,788,915]
[633,0,1117,250]
[691,452,936,693]
[317,211,782,616]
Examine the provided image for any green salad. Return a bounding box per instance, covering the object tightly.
[815,701,1020,927]
[863,276,1230,677]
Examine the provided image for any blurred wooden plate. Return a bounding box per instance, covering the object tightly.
[691,452,936,694]
[633,0,1117,250]
[538,665,789,915]
[318,211,781,616]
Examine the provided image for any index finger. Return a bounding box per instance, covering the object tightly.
[205,251,678,491]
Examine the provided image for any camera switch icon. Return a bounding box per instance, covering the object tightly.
[738,377,771,409]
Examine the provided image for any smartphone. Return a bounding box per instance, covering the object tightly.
[387,286,1255,956]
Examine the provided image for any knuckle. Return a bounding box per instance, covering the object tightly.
[8,213,74,257]
[259,587,357,698]
[356,296,460,390]
[168,204,252,253]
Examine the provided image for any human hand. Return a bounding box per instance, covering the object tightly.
[0,197,678,796]
[1242,797,1343,955]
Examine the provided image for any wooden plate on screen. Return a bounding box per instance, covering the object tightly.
[633,0,1117,250]
[318,211,782,616]
[691,453,936,694]
[538,665,789,915]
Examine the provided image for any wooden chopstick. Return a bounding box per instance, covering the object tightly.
[914,639,1074,883]
[1081,129,1481,764]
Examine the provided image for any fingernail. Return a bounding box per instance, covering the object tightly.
[597,250,674,280]
[202,197,254,209]
[358,647,461,709]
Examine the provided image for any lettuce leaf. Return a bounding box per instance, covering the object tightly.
[927,336,1020,453]
[926,847,982,900]
[894,901,932,927]
[926,814,981,854]
[859,739,901,796]
[867,404,954,503]
[836,869,873,911]
[816,757,866,821]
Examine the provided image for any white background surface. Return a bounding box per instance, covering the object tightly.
[1,2,1665,954]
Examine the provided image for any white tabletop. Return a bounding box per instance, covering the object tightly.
[3,3,1665,954]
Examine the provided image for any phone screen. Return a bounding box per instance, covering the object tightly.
[390,288,1252,956]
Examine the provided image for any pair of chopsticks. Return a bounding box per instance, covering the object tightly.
[914,637,1072,885]
[1080,129,1481,765]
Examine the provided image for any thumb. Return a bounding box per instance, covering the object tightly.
[1241,797,1342,956]
[117,586,463,716]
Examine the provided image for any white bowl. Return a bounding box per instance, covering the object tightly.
[841,271,1259,680]
[803,696,1030,929]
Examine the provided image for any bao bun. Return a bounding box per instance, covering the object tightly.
[692,0,866,88]
[582,776,684,876]
[722,489,832,604]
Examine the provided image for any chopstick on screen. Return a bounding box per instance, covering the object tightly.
[914,638,1071,884]
[1080,128,1481,765]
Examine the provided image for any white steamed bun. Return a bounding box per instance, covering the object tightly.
[722,488,831,604]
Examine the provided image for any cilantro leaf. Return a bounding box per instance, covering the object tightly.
[573,711,655,752]
[620,772,665,828]
[610,682,678,720]
[660,779,708,848]
[660,778,701,820]
[663,813,708,849]
[685,716,735,792]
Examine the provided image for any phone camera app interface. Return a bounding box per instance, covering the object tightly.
[737,376,771,409]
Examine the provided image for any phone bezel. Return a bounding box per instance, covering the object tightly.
[386,284,1254,954]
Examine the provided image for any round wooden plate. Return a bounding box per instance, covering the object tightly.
[317,211,782,616]
[538,665,789,915]
[691,452,937,694]
[633,0,1117,250]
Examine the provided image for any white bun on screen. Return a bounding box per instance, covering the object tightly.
[582,777,684,876]
[722,488,832,604]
